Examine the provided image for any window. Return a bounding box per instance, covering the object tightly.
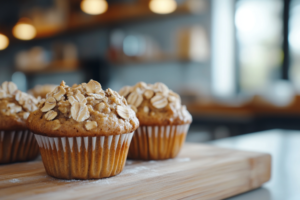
[289,0,300,91]
[235,0,283,94]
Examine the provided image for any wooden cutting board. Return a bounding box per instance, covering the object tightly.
[0,143,271,200]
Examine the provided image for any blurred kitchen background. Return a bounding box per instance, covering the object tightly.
[0,0,299,142]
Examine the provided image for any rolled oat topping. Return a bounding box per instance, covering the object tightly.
[37,80,138,132]
[116,105,131,119]
[119,82,181,111]
[44,110,58,121]
[85,121,98,130]
[0,81,38,120]
[119,82,192,126]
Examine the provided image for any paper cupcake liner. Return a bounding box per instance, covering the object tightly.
[128,124,190,160]
[34,132,134,179]
[0,130,39,164]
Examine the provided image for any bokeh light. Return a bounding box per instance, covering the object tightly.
[149,0,177,14]
[13,20,36,40]
[80,0,108,15]
[0,34,9,50]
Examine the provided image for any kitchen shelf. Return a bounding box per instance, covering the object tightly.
[5,1,202,44]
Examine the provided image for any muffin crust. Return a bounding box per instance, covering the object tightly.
[0,81,38,131]
[27,80,139,137]
[119,82,192,126]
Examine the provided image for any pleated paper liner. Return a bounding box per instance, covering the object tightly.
[34,132,134,180]
[128,124,190,160]
[0,130,39,164]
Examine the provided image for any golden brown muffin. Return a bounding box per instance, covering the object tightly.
[28,84,57,99]
[119,82,192,160]
[0,81,39,163]
[28,80,139,179]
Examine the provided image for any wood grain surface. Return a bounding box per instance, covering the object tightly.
[0,143,271,200]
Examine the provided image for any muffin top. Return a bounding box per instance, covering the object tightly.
[28,84,57,99]
[0,81,39,131]
[119,82,192,126]
[27,80,139,137]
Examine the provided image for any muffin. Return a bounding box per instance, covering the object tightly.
[28,84,57,99]
[27,80,139,179]
[119,82,192,160]
[0,81,39,163]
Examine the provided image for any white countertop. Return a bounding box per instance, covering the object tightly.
[209,129,300,200]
